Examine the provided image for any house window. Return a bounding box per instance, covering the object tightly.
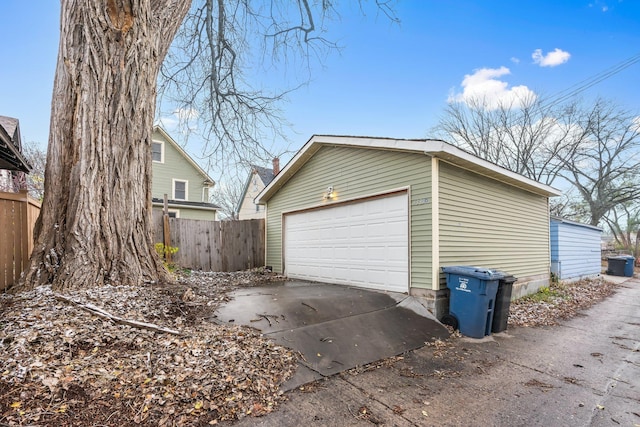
[168,209,180,218]
[173,179,188,200]
[151,141,164,163]
[255,203,260,213]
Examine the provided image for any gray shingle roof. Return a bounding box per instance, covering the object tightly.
[0,115,30,172]
[252,165,275,186]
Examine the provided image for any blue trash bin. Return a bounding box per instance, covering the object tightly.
[622,255,635,277]
[441,266,505,338]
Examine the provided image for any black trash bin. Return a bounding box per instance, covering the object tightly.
[607,256,627,276]
[492,275,517,333]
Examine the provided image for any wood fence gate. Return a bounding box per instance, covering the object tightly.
[0,191,41,290]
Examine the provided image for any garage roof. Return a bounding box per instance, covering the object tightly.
[256,135,562,204]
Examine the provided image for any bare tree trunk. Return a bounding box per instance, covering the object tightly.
[18,0,191,291]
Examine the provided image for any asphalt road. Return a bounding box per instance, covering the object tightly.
[228,275,639,427]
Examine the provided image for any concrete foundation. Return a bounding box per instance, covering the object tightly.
[410,273,552,319]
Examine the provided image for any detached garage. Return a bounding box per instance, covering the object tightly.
[256,135,561,316]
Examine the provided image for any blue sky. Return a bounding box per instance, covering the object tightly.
[1,1,639,171]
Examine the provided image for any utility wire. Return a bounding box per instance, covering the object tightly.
[537,51,640,111]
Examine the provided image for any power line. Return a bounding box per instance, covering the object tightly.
[538,51,640,111]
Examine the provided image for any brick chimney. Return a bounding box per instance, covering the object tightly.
[272,157,280,176]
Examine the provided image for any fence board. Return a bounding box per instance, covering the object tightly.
[152,215,264,272]
[0,197,11,290]
[0,191,41,290]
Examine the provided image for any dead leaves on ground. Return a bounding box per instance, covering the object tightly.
[508,278,618,327]
[0,270,296,425]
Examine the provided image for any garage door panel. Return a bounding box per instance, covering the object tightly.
[284,193,409,293]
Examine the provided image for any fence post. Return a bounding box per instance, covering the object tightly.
[163,194,172,264]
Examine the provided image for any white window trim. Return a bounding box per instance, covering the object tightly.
[151,140,165,163]
[172,179,189,201]
[168,209,180,218]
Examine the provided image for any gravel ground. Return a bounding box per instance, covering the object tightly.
[0,270,622,426]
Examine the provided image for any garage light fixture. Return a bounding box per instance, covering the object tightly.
[323,186,335,200]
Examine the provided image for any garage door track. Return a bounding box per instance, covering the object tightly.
[213,281,450,389]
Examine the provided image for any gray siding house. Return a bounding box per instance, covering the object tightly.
[256,135,561,316]
[550,217,602,281]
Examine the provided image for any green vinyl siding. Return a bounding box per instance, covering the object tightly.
[174,208,217,220]
[438,161,550,288]
[265,145,433,289]
[151,130,209,204]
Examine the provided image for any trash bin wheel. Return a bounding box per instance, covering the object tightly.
[440,313,458,330]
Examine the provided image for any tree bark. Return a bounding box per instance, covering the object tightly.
[18,0,191,291]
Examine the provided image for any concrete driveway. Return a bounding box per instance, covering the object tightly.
[213,281,450,389]
[226,275,640,427]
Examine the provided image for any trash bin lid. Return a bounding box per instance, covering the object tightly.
[441,265,506,280]
[499,275,517,284]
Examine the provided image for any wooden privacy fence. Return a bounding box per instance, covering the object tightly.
[0,191,41,290]
[153,216,265,271]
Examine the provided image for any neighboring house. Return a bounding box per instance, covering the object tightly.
[236,159,279,219]
[0,116,31,191]
[151,126,218,220]
[550,217,603,281]
[255,135,562,317]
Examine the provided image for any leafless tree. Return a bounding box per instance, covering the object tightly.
[18,0,396,291]
[433,95,582,186]
[158,0,398,174]
[210,171,247,220]
[549,188,590,222]
[435,96,640,227]
[22,142,47,201]
[556,99,640,226]
[602,201,640,254]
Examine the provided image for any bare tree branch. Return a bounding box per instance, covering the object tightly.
[434,96,640,227]
[157,0,398,178]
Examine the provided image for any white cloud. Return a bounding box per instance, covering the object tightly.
[156,108,200,133]
[174,107,200,121]
[532,48,571,67]
[448,66,537,110]
[588,2,610,12]
[510,57,520,64]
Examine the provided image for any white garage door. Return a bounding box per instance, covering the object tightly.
[284,192,409,293]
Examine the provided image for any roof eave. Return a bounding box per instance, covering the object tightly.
[256,135,562,203]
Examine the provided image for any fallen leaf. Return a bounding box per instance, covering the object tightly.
[42,377,59,391]
[10,401,21,408]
